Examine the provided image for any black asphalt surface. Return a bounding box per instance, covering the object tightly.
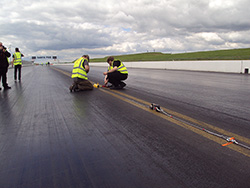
[0,65,250,188]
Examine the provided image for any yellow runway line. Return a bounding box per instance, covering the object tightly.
[112,90,250,146]
[101,89,250,158]
[52,67,250,157]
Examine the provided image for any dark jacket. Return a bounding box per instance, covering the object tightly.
[0,50,11,69]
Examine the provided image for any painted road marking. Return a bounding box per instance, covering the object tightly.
[52,67,250,157]
[101,89,250,158]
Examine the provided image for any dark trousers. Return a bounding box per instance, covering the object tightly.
[14,65,22,80]
[107,71,128,87]
[73,78,93,90]
[0,68,8,87]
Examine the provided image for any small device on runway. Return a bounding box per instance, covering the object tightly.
[93,83,100,88]
[149,103,161,112]
[149,102,250,150]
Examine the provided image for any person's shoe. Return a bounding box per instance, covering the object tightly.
[4,86,11,90]
[69,84,79,92]
[73,84,79,92]
[0,87,1,91]
[110,85,122,90]
[69,85,74,92]
[109,85,116,90]
[69,85,76,92]
[119,82,126,88]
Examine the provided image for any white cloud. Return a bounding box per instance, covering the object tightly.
[209,0,234,9]
[1,0,250,61]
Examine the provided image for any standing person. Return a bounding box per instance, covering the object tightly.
[12,48,24,81]
[103,56,128,89]
[69,54,93,92]
[0,42,11,90]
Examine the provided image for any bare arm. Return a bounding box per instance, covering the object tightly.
[85,65,90,73]
[103,66,118,75]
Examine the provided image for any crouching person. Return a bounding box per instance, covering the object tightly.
[69,55,93,92]
[103,56,128,89]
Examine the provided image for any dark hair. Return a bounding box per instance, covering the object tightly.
[83,55,89,61]
[15,48,20,52]
[107,56,114,63]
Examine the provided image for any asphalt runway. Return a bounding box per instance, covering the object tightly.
[0,65,250,188]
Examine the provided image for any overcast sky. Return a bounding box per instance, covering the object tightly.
[1,0,250,62]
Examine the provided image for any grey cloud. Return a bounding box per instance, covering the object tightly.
[1,0,250,61]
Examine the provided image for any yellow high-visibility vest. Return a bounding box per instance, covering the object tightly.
[71,57,88,80]
[13,52,22,66]
[108,65,113,71]
[114,59,128,74]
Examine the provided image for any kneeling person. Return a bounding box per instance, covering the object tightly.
[103,56,128,89]
[70,55,93,92]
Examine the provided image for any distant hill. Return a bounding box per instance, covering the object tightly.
[90,48,250,62]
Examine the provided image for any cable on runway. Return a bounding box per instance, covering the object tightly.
[98,85,250,152]
[99,85,250,151]
[149,103,250,151]
[50,67,250,153]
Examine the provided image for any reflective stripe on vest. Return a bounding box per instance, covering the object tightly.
[71,57,88,80]
[115,60,128,74]
[14,52,22,65]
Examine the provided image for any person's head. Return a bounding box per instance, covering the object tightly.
[83,55,89,61]
[107,56,114,65]
[15,48,20,52]
[0,42,3,52]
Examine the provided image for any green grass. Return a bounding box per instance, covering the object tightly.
[90,48,250,62]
